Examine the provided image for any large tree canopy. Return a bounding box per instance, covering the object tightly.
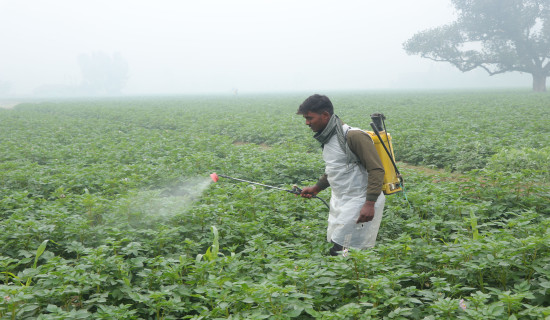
[404,0,550,91]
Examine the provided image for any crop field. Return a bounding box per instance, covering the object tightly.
[1,90,549,319]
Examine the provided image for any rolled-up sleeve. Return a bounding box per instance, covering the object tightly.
[315,173,330,190]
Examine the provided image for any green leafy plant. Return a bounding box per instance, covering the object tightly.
[1,91,548,318]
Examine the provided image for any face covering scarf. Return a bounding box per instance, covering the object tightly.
[314,114,358,164]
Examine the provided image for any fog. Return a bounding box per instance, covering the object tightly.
[0,0,530,97]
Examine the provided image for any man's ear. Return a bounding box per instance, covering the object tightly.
[321,111,331,122]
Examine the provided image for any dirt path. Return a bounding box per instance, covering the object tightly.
[399,162,466,180]
[399,162,549,192]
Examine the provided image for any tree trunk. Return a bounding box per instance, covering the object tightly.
[532,73,547,92]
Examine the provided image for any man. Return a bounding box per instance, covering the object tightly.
[297,94,386,256]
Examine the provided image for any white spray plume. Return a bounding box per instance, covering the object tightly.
[121,176,213,224]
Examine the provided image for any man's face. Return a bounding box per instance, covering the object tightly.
[303,111,330,133]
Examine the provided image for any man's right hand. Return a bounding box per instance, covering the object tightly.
[300,185,321,198]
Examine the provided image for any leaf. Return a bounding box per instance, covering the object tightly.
[286,306,304,317]
[128,292,142,302]
[33,240,49,269]
[46,304,60,312]
[242,297,255,304]
[211,225,219,259]
[305,308,321,317]
[470,211,479,241]
[17,304,39,313]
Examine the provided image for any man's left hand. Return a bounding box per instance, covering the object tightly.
[357,201,375,223]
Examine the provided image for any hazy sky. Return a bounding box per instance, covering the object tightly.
[0,0,530,96]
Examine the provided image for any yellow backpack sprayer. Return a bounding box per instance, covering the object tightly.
[366,113,403,195]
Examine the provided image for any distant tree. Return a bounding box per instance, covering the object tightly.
[78,52,129,95]
[404,0,550,92]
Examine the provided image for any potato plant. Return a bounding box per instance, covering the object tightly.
[1,91,549,319]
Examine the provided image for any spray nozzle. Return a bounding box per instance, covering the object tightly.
[210,173,219,182]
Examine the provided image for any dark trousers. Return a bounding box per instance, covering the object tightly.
[329,241,344,256]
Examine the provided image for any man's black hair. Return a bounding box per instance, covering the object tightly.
[297,94,334,115]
